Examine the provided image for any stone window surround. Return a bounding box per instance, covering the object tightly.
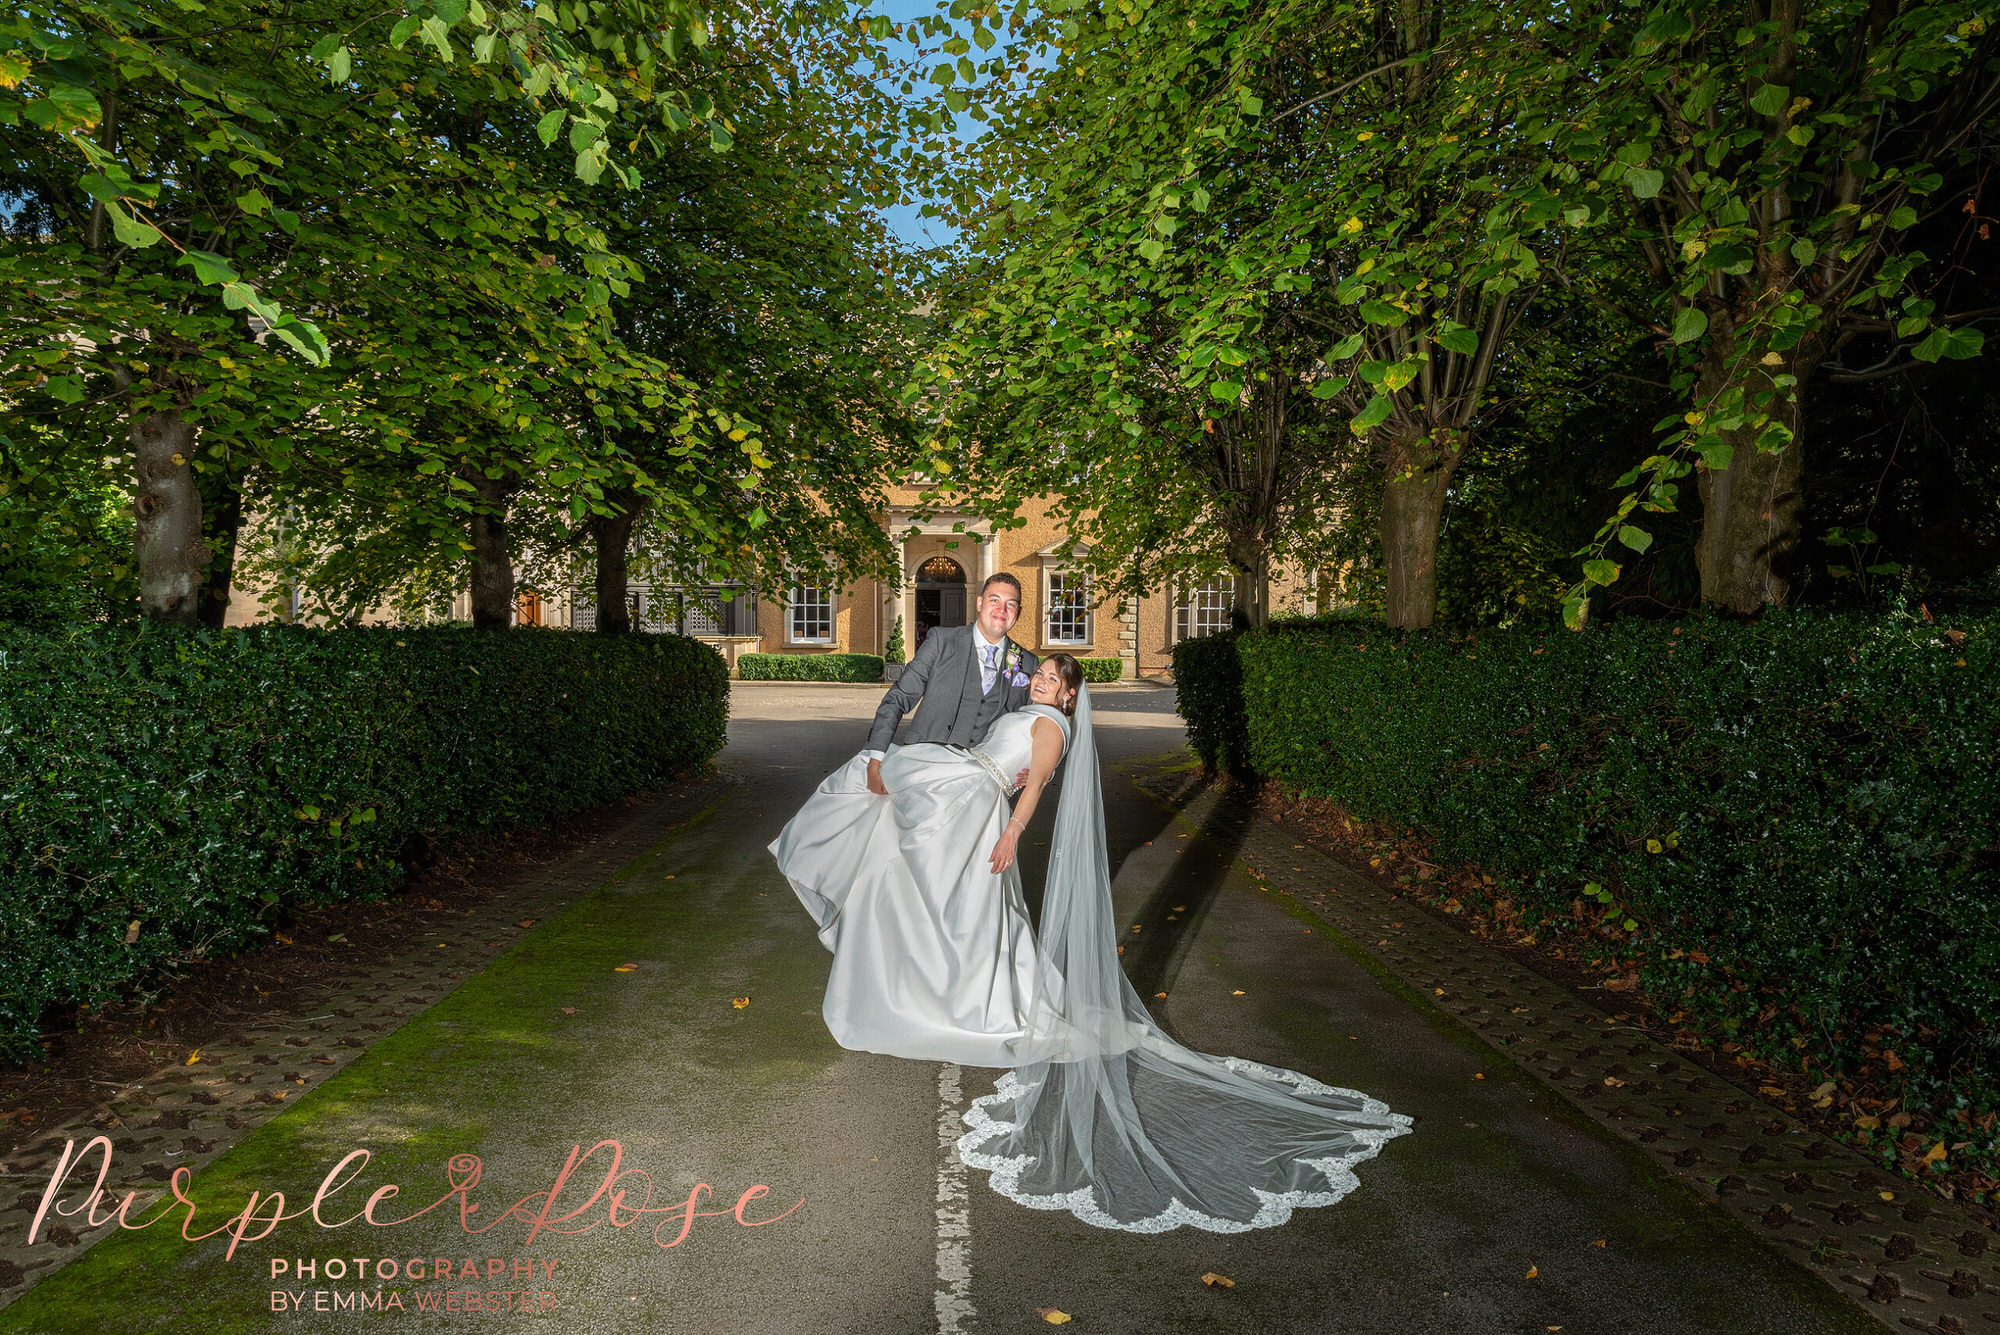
[786,581,836,645]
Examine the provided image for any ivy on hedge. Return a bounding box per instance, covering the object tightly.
[1173,611,1999,1117]
[0,624,728,1061]
[737,652,884,682]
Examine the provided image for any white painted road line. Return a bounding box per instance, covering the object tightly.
[934,1061,975,1334]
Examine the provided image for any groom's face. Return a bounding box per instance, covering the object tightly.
[974,583,1021,640]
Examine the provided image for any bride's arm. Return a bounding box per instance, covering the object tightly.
[988,718,1066,874]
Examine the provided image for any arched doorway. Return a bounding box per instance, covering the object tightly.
[914,555,967,651]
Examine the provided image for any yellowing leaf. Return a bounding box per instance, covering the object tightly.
[732,996,751,1009]
[1525,1265,1538,1279]
[1923,1141,1948,1165]
[185,1049,201,1065]
[1036,1309,1072,1324]
[613,963,638,972]
[1200,1272,1235,1288]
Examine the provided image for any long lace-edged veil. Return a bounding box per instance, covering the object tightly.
[956,681,1414,1233]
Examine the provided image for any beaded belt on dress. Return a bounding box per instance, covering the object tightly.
[966,746,1017,794]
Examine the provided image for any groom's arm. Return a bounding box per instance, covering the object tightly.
[864,625,946,755]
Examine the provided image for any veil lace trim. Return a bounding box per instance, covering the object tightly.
[953,681,1414,1233]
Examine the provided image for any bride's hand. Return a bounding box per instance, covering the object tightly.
[989,821,1021,874]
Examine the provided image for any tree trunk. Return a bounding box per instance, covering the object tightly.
[466,471,518,631]
[1692,338,1810,615]
[1380,435,1454,630]
[129,405,206,625]
[1223,529,1271,629]
[197,468,243,630]
[590,488,646,634]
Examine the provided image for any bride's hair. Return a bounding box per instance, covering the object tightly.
[1042,653,1086,717]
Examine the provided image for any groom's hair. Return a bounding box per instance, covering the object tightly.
[979,572,1024,601]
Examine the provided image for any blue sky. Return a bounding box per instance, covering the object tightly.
[861,0,976,252]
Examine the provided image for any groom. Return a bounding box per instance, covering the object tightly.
[861,572,1039,795]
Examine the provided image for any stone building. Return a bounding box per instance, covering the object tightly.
[225,484,1305,678]
[560,485,1308,679]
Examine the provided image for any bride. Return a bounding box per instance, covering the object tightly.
[769,653,1412,1233]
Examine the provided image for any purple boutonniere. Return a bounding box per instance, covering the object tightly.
[1004,644,1029,688]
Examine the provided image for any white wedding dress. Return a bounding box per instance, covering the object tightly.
[771,689,1412,1233]
[771,704,1069,1066]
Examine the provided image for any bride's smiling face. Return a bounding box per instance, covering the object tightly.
[1029,660,1069,709]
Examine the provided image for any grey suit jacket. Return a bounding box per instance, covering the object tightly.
[865,623,1039,753]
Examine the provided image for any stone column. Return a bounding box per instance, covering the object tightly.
[1119,598,1138,678]
[978,523,997,588]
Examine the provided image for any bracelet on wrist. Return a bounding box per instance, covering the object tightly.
[1007,817,1025,831]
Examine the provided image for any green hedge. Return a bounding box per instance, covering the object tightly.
[736,652,884,682]
[1175,612,2000,1115]
[1077,656,1124,683]
[0,624,728,1061]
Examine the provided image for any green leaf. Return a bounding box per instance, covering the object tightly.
[1208,380,1243,402]
[1137,237,1164,263]
[177,250,238,285]
[1624,166,1663,199]
[1583,558,1621,586]
[1888,206,1919,230]
[1381,361,1420,392]
[1349,395,1392,433]
[420,16,453,63]
[537,109,566,145]
[1561,594,1589,630]
[1617,525,1653,554]
[1326,333,1364,361]
[709,122,733,151]
[1749,82,1789,116]
[1671,306,1708,344]
[1359,299,1406,327]
[389,14,421,47]
[1693,440,1735,471]
[1912,325,1984,362]
[107,205,162,248]
[1789,237,1816,265]
[329,45,351,82]
[1436,325,1479,355]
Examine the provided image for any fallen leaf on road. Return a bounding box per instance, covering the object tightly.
[732,997,751,1009]
[561,1008,577,1015]
[614,964,638,973]
[1525,1265,1538,1279]
[1435,988,1445,995]
[517,919,536,928]
[1757,1085,1786,1098]
[1232,990,1246,996]
[1200,1273,1235,1288]
[1474,1073,1486,1080]
[1155,992,1167,999]
[1036,1308,1072,1324]
[186,1050,201,1065]
[1879,1190,1896,1201]
[1604,1076,1626,1088]
[1174,906,1186,912]
[1591,1239,1606,1248]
